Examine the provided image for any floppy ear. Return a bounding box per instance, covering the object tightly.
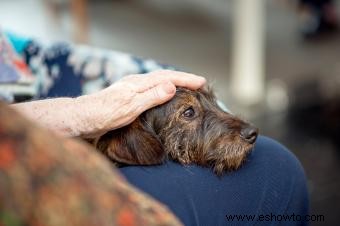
[94,118,166,165]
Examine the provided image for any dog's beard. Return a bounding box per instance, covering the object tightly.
[160,124,253,175]
[207,141,254,175]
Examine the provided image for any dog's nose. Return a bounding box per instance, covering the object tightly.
[240,126,258,144]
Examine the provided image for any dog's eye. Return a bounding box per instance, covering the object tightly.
[182,107,195,118]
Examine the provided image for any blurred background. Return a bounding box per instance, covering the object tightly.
[1,0,339,225]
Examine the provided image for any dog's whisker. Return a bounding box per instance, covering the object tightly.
[142,117,153,130]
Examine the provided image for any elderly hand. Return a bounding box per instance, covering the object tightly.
[77,70,206,138]
[12,70,206,138]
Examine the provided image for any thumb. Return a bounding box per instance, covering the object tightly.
[138,81,176,111]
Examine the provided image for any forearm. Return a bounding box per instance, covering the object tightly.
[9,71,206,138]
[11,97,86,137]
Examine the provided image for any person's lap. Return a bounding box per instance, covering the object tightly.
[9,40,308,225]
[119,136,309,226]
[3,35,309,225]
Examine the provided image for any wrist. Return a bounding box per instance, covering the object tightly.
[73,94,97,137]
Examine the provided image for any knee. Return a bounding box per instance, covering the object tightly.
[252,136,306,179]
[247,136,309,215]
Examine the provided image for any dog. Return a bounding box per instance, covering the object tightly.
[91,87,258,175]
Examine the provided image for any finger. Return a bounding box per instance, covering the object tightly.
[135,70,206,92]
[136,81,176,112]
[151,70,206,90]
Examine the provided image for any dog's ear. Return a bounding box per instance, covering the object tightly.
[94,118,165,165]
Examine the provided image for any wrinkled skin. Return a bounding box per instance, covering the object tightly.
[93,87,258,175]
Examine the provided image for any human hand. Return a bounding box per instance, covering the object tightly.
[76,70,206,138]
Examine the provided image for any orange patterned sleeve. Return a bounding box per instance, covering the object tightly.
[0,101,182,226]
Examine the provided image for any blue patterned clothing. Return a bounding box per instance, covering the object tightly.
[0,30,173,102]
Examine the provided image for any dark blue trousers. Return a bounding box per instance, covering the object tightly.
[120,136,310,226]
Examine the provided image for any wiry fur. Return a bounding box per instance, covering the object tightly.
[91,87,258,175]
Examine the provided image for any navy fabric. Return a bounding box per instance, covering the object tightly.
[23,42,82,98]
[43,44,82,98]
[120,136,310,226]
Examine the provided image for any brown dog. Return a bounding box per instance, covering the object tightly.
[91,87,258,175]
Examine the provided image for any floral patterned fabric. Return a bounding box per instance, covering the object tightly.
[0,30,174,102]
[0,101,182,226]
[22,39,173,99]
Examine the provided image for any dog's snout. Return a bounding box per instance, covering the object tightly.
[240,126,258,144]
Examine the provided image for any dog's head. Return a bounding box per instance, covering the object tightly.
[95,87,258,175]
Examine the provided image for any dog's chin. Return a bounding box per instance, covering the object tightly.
[210,142,254,176]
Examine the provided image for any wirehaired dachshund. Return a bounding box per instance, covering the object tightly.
[90,87,258,175]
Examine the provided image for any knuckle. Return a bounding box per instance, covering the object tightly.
[152,87,161,100]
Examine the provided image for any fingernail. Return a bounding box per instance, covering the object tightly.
[198,76,206,83]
